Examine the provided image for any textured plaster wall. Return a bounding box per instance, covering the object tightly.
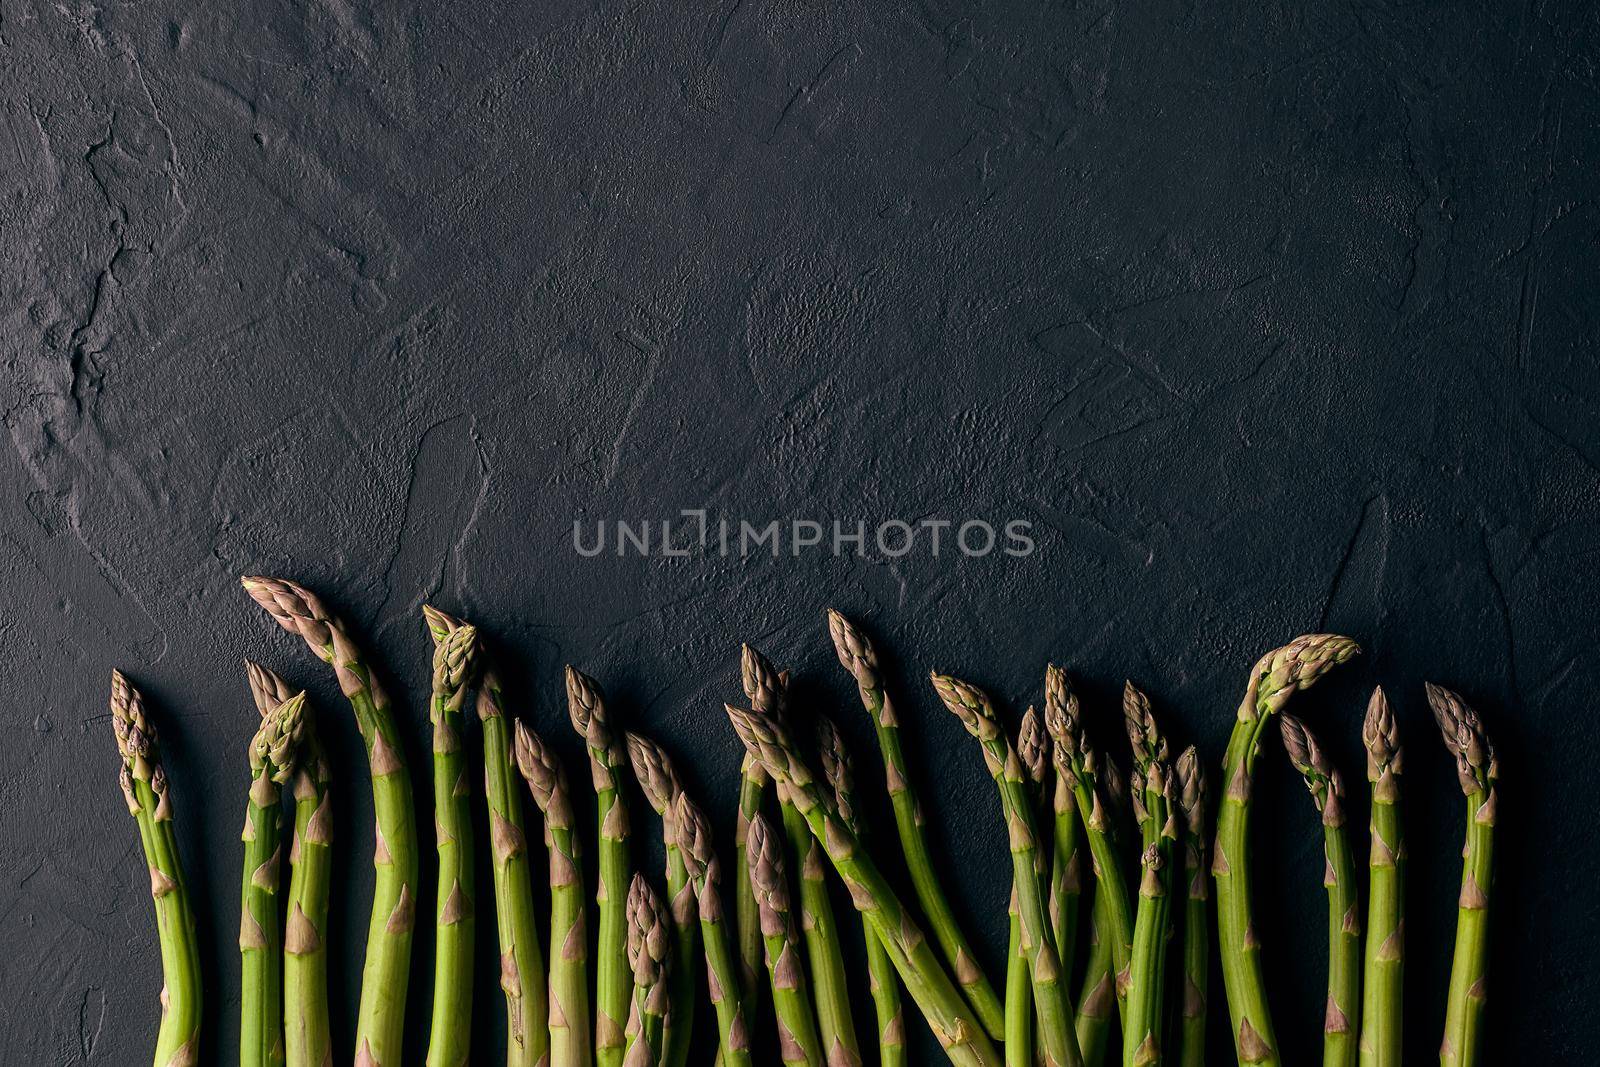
[2,0,1596,1062]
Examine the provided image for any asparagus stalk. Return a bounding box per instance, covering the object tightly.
[1358,687,1402,1067]
[1280,715,1361,1067]
[1022,708,1082,1000]
[567,667,634,1067]
[110,671,203,1067]
[931,674,1081,1067]
[248,662,334,1067]
[725,703,1002,1067]
[242,577,418,1067]
[748,813,826,1067]
[734,644,781,1038]
[676,792,755,1067]
[743,647,860,1067]
[1172,748,1209,1067]
[1122,683,1178,1067]
[1214,634,1360,1066]
[625,733,699,1067]
[827,611,1005,1039]
[1074,890,1116,1067]
[625,875,674,1067]
[1012,706,1050,1067]
[1426,684,1497,1067]
[818,714,907,1067]
[515,720,594,1067]
[1043,665,1134,1032]
[423,623,479,1067]
[423,605,548,1067]
[240,681,305,1067]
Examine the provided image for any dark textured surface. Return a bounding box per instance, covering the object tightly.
[4,0,1597,1062]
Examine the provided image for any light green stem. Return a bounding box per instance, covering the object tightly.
[426,694,475,1065]
[1074,888,1115,1067]
[662,837,699,1067]
[241,782,286,1067]
[1176,853,1208,1067]
[1440,798,1493,1067]
[135,779,202,1067]
[1360,796,1403,1066]
[284,739,332,1067]
[1322,823,1361,1067]
[734,762,768,1008]
[596,782,631,1067]
[780,799,859,1064]
[1005,900,1033,1067]
[479,679,548,1067]
[866,688,1004,1038]
[1124,785,1173,1067]
[548,820,594,1066]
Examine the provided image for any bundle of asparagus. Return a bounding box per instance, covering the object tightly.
[105,584,1505,1067]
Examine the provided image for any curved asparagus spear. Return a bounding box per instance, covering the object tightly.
[111,671,203,1067]
[932,674,1081,1067]
[1426,684,1497,1067]
[515,720,593,1067]
[567,666,634,1067]
[1215,634,1360,1066]
[818,714,907,1067]
[423,605,548,1067]
[1044,666,1133,1032]
[625,733,699,1067]
[1359,688,1402,1067]
[1173,748,1209,1067]
[676,792,755,1067]
[743,649,860,1067]
[726,703,1003,1067]
[240,683,305,1067]
[1280,715,1360,1067]
[424,623,479,1067]
[1122,683,1177,1067]
[242,577,418,1067]
[748,813,826,1067]
[625,875,673,1067]
[736,645,781,1023]
[249,662,334,1067]
[827,611,1004,1039]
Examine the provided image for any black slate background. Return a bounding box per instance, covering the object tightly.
[4,0,1598,1062]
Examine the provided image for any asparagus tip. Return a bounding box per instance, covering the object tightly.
[625,731,683,816]
[1362,685,1401,780]
[1424,683,1497,795]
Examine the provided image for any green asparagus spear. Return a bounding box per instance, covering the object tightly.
[625,733,699,1067]
[1172,748,1209,1067]
[1280,715,1360,1067]
[748,813,826,1067]
[1122,683,1177,1067]
[1021,706,1082,1003]
[1043,666,1134,1033]
[625,875,674,1067]
[1215,635,1360,1066]
[1359,687,1402,1067]
[743,646,860,1067]
[111,671,203,1067]
[676,792,755,1067]
[240,681,305,1067]
[1012,706,1051,1067]
[242,577,418,1067]
[515,720,594,1067]
[725,703,1003,1067]
[827,611,1005,1040]
[248,662,333,1067]
[423,605,548,1067]
[424,623,479,1067]
[1075,890,1116,1067]
[567,667,634,1067]
[931,674,1081,1067]
[735,645,781,1030]
[818,714,907,1067]
[1426,684,1497,1067]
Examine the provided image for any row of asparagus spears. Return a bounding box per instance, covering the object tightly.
[107,577,1499,1067]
